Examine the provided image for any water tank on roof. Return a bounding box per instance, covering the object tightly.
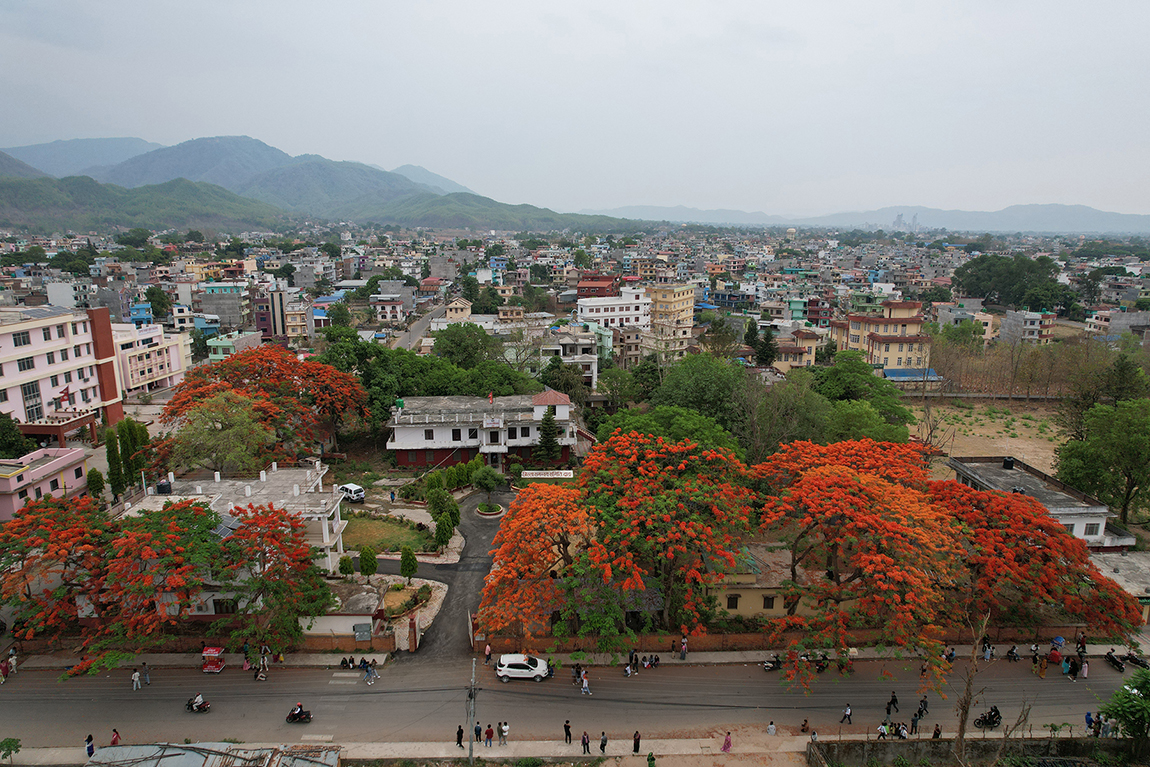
[1002,456,1015,470]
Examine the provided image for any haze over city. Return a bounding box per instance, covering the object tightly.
[2,0,1148,217]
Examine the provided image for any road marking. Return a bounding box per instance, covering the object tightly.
[331,672,360,677]
[300,735,334,742]
[328,679,359,685]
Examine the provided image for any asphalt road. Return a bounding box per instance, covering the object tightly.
[392,305,445,351]
[0,656,1130,747]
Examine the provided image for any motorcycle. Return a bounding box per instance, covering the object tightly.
[973,707,1001,729]
[1106,649,1127,673]
[799,652,830,673]
[763,654,783,672]
[1006,646,1020,662]
[1124,652,1149,670]
[186,698,211,714]
[286,708,312,724]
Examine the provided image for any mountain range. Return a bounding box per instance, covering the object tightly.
[2,135,1149,233]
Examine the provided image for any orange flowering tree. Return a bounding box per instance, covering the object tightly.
[579,432,756,633]
[479,484,593,639]
[160,345,369,462]
[752,438,932,491]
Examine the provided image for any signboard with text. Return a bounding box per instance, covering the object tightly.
[521,470,574,479]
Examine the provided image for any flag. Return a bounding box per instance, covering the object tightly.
[488,391,493,404]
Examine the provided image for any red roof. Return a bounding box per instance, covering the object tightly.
[532,389,572,407]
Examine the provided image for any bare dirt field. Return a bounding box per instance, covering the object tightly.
[909,400,1064,479]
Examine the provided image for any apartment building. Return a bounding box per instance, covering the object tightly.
[0,447,90,521]
[937,301,994,346]
[999,310,1055,345]
[112,323,192,397]
[254,289,315,341]
[828,299,931,371]
[575,287,651,330]
[774,329,820,373]
[541,330,599,389]
[641,284,695,364]
[386,390,576,472]
[198,282,252,329]
[207,330,263,362]
[0,306,124,445]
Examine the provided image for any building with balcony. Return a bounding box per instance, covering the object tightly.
[640,284,695,364]
[576,275,620,298]
[0,447,89,520]
[774,328,820,373]
[828,299,931,372]
[999,310,1055,345]
[112,322,192,396]
[576,287,651,330]
[254,289,315,341]
[207,330,263,363]
[386,390,576,472]
[129,303,154,327]
[540,330,599,388]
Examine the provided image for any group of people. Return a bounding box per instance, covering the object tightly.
[1028,639,1088,681]
[1085,711,1119,738]
[459,721,510,747]
[571,664,592,694]
[622,649,661,677]
[1,648,17,683]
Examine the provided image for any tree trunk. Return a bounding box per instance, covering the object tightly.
[953,613,991,764]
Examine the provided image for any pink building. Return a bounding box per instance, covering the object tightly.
[0,447,88,520]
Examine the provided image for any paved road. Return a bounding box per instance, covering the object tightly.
[0,656,1129,747]
[392,305,445,351]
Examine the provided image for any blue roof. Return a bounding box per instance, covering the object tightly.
[313,308,327,318]
[883,368,943,382]
[695,302,719,310]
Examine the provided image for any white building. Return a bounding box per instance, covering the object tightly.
[576,287,652,330]
[111,322,192,397]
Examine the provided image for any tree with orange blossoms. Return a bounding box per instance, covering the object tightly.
[215,502,333,648]
[0,495,111,640]
[579,432,756,633]
[761,466,962,671]
[929,479,1142,758]
[751,438,932,492]
[479,484,592,639]
[160,345,369,458]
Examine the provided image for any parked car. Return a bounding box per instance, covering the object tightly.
[339,483,366,503]
[495,653,553,683]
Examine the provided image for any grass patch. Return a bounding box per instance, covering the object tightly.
[343,516,435,553]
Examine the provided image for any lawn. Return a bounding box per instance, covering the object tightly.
[343,516,436,553]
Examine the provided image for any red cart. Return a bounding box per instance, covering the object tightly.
[202,646,226,673]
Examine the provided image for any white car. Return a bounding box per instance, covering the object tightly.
[495,653,553,683]
[339,483,365,503]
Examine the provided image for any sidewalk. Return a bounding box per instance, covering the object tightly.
[18,651,389,671]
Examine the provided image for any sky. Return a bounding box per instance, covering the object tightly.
[2,1,1149,216]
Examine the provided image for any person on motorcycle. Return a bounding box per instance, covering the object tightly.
[292,702,304,717]
[193,693,205,711]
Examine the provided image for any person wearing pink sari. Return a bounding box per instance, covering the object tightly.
[721,732,732,753]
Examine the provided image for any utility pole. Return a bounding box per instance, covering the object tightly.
[467,658,476,766]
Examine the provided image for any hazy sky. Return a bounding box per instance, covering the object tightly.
[3,1,1148,215]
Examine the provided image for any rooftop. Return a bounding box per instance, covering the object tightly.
[165,461,341,518]
[948,456,1109,517]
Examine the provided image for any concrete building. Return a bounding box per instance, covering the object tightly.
[207,330,263,363]
[386,390,576,472]
[541,329,599,388]
[254,289,315,341]
[0,446,89,521]
[641,284,695,364]
[198,282,251,329]
[1000,309,1055,345]
[576,287,651,330]
[937,301,994,346]
[828,300,931,372]
[774,328,820,372]
[111,322,192,397]
[949,456,1135,550]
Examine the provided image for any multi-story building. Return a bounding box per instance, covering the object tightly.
[198,282,251,330]
[828,299,931,372]
[207,330,263,362]
[129,303,154,327]
[254,289,315,341]
[937,301,994,346]
[0,447,90,520]
[112,322,192,397]
[1086,309,1150,338]
[999,310,1055,345]
[541,330,599,388]
[641,284,695,364]
[576,275,620,298]
[773,329,820,373]
[386,390,576,472]
[575,287,651,330]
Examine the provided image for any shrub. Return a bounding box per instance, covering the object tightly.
[510,462,524,482]
[338,555,354,575]
[416,584,432,601]
[478,502,501,515]
[442,465,458,490]
[434,515,453,547]
[400,545,417,583]
[359,546,378,577]
[426,471,444,491]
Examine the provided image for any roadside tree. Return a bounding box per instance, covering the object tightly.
[1057,399,1150,524]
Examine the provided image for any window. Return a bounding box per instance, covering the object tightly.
[56,325,65,338]
[1084,523,1100,537]
[726,594,740,609]
[49,479,59,491]
[425,450,435,462]
[12,331,30,347]
[407,450,417,462]
[424,429,434,441]
[46,352,54,364]
[17,357,34,371]
[21,380,43,421]
[74,467,83,479]
[73,345,81,357]
[1064,523,1075,535]
[521,426,530,438]
[63,371,72,383]
[763,596,776,610]
[468,428,478,440]
[71,323,78,334]
[452,428,461,441]
[42,328,51,341]
[884,344,890,352]
[898,344,904,352]
[60,348,68,361]
[17,489,27,499]
[0,390,7,403]
[34,488,42,499]
[508,427,518,440]
[489,430,499,444]
[212,599,238,615]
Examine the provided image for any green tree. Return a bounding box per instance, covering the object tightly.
[1103,666,1150,755]
[105,431,126,497]
[115,228,152,248]
[434,514,453,547]
[326,302,352,328]
[597,406,743,457]
[86,468,105,500]
[732,370,833,463]
[0,737,21,764]
[596,367,636,409]
[473,464,503,503]
[1057,399,1150,524]
[432,323,503,369]
[319,242,341,259]
[529,264,550,284]
[630,358,662,402]
[400,545,418,583]
[358,545,378,577]
[144,285,172,319]
[273,263,296,286]
[117,418,151,488]
[172,391,276,475]
[573,249,592,268]
[539,356,589,407]
[815,338,837,365]
[651,353,745,431]
[338,555,354,575]
[744,319,759,348]
[0,413,35,460]
[534,406,560,462]
[459,275,480,302]
[812,350,913,426]
[918,285,952,304]
[699,316,740,358]
[472,285,504,314]
[825,399,909,443]
[185,230,205,243]
[188,328,210,361]
[756,328,779,367]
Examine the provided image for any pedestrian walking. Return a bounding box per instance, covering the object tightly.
[131,668,141,690]
[564,720,572,744]
[680,636,688,660]
[7,648,16,675]
[456,725,464,749]
[633,731,641,754]
[877,724,888,740]
[581,732,591,755]
[500,722,509,745]
[86,735,95,758]
[768,721,776,736]
[485,644,492,665]
[390,491,396,502]
[572,664,580,685]
[721,732,732,753]
[484,724,493,747]
[841,704,852,724]
[1069,658,1080,682]
[0,659,7,684]
[889,692,899,713]
[1039,655,1048,678]
[932,724,942,739]
[801,719,809,733]
[911,712,919,734]
[581,675,591,695]
[110,729,121,747]
[475,722,482,743]
[1082,659,1089,679]
[918,696,929,716]
[600,732,608,754]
